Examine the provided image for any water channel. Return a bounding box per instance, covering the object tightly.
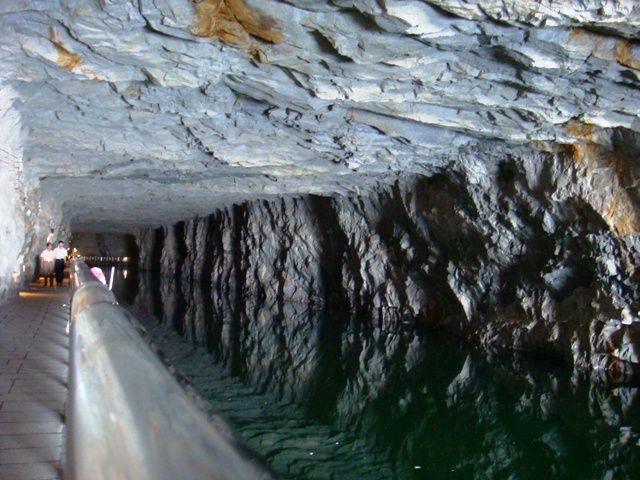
[102,265,640,479]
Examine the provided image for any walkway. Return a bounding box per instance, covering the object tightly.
[0,285,69,480]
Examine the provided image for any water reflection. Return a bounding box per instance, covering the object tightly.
[84,263,139,306]
[120,271,640,479]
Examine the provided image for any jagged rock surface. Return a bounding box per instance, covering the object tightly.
[138,138,639,382]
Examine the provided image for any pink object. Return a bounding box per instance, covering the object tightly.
[90,267,107,285]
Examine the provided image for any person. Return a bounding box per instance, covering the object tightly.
[39,242,55,287]
[53,240,68,286]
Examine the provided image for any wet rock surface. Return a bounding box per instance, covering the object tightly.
[137,138,639,382]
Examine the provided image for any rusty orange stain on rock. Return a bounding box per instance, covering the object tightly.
[564,120,597,151]
[615,39,640,70]
[78,65,100,80]
[603,193,640,236]
[561,120,640,235]
[569,28,640,72]
[568,27,605,55]
[563,120,599,167]
[249,43,267,62]
[568,27,592,43]
[607,147,640,235]
[49,27,82,71]
[565,120,594,140]
[191,0,282,45]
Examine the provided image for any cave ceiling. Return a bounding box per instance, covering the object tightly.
[1,0,639,231]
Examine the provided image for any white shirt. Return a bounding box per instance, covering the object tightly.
[53,247,68,260]
[40,249,55,262]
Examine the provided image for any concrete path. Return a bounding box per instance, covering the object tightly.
[0,285,70,480]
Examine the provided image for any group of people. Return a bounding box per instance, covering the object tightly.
[39,240,68,287]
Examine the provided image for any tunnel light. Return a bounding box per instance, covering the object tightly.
[123,270,128,279]
[19,291,41,298]
[123,257,129,262]
[19,291,55,298]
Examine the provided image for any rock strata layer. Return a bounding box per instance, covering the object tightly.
[138,136,640,383]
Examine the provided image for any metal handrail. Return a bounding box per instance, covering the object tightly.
[67,259,273,480]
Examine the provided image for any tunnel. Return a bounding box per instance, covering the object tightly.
[0,1,639,479]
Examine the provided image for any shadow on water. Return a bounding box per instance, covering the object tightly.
[114,271,640,480]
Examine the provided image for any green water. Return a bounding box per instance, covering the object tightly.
[110,269,640,479]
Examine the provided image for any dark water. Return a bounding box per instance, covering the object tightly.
[104,266,640,480]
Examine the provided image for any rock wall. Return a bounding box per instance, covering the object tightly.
[138,134,640,383]
[0,85,26,299]
[0,84,72,299]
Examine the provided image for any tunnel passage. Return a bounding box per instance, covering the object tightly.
[69,232,140,304]
[70,232,139,261]
[1,1,640,479]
